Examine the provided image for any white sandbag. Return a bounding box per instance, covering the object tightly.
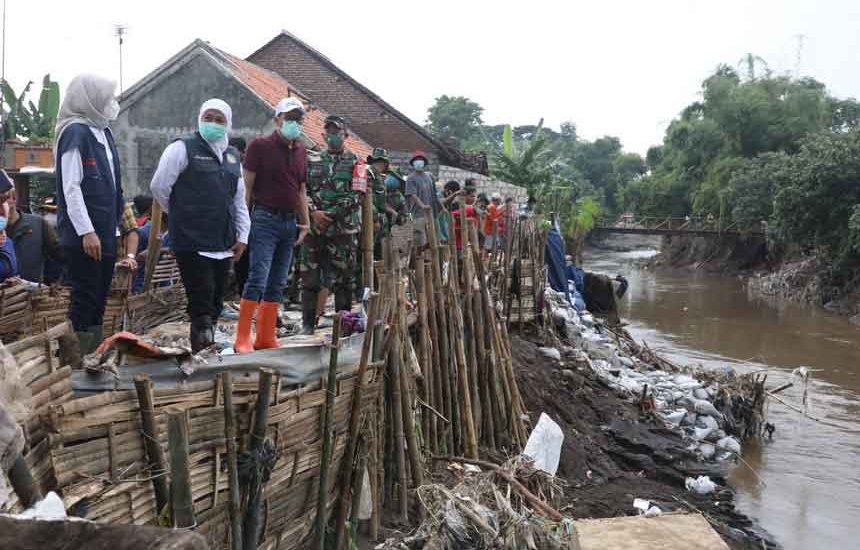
[633,498,662,516]
[693,399,722,418]
[538,347,562,361]
[717,436,741,454]
[522,413,564,476]
[10,491,69,520]
[685,476,716,495]
[698,442,716,460]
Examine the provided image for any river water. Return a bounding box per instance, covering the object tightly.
[583,246,860,550]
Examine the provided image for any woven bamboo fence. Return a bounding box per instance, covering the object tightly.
[43,365,380,550]
[2,321,76,511]
[0,253,187,343]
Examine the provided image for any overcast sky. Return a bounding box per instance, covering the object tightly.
[2,0,858,154]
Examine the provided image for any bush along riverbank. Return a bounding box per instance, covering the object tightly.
[521,289,781,549]
[748,256,860,322]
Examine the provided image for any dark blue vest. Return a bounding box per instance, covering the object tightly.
[168,133,240,253]
[55,123,123,256]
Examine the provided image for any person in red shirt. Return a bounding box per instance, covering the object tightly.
[451,201,478,252]
[234,98,310,352]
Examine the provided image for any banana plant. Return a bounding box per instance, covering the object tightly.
[1,74,60,143]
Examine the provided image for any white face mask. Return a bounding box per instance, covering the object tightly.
[105,98,120,121]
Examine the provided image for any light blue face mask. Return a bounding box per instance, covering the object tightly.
[280,120,302,140]
[412,159,426,171]
[199,121,227,142]
[0,217,7,232]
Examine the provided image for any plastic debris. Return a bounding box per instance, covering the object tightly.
[8,492,72,521]
[685,476,716,495]
[633,498,662,516]
[522,413,564,476]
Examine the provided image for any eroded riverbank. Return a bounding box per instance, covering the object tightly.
[584,244,860,550]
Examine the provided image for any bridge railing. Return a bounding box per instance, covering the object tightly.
[600,216,764,235]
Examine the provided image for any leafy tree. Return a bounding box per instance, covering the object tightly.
[771,129,860,265]
[425,95,484,148]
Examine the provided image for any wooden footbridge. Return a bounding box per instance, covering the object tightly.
[592,216,765,237]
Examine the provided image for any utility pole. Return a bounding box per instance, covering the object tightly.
[115,24,127,94]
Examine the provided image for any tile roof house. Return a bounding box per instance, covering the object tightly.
[115,39,373,195]
[247,30,459,174]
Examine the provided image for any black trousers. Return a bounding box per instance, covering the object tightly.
[64,246,115,332]
[175,251,230,322]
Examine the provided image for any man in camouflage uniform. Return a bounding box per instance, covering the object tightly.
[366,148,407,259]
[301,115,366,334]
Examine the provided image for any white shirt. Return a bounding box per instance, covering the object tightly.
[60,127,119,237]
[150,139,250,259]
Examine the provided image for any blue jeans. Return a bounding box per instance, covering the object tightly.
[242,206,297,303]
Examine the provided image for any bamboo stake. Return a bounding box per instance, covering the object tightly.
[361,181,375,292]
[166,409,194,529]
[389,314,409,523]
[133,374,169,518]
[412,255,435,454]
[449,286,479,459]
[398,282,424,491]
[221,373,243,550]
[142,201,164,292]
[333,295,379,550]
[459,218,482,440]
[315,314,342,550]
[243,369,274,550]
[423,257,444,455]
[368,406,380,540]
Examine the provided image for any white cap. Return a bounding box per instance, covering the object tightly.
[491,192,501,200]
[274,97,305,116]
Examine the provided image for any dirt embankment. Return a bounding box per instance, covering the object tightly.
[645,234,769,274]
[511,331,779,550]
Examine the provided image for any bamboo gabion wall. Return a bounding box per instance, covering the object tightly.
[3,212,545,550]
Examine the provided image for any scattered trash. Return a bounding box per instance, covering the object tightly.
[6,491,78,521]
[633,498,662,516]
[522,413,564,476]
[685,475,716,495]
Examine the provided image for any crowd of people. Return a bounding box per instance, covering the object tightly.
[0,73,528,356]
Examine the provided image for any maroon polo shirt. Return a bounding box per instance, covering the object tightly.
[243,132,307,212]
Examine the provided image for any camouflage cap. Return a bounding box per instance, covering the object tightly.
[324,115,346,130]
[367,147,390,163]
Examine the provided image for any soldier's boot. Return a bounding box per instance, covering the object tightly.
[190,315,214,353]
[301,290,317,335]
[253,302,280,350]
[233,298,258,354]
[334,287,353,314]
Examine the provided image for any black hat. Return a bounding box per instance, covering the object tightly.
[0,170,13,193]
[324,115,346,130]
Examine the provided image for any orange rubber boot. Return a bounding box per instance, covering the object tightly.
[233,299,258,354]
[254,301,281,350]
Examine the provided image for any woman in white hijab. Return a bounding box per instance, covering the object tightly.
[150,98,250,352]
[53,74,124,353]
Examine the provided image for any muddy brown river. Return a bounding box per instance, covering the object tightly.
[584,246,860,550]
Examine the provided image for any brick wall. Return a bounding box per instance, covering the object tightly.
[437,165,528,203]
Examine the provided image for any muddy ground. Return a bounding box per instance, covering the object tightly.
[511,330,780,550]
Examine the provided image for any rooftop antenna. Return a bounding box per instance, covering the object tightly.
[115,24,128,93]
